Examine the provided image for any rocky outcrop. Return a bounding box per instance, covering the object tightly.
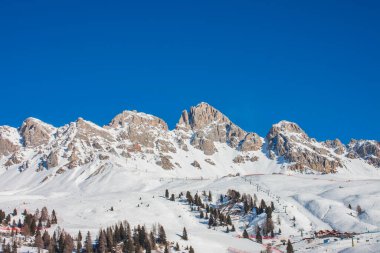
[266,121,342,173]
[176,103,262,155]
[191,160,201,169]
[233,155,259,164]
[47,151,59,169]
[19,118,55,147]
[108,111,172,153]
[347,140,380,167]
[0,126,21,157]
[156,155,174,170]
[323,139,346,155]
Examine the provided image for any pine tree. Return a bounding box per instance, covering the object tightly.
[208,215,214,228]
[30,219,37,236]
[286,240,294,253]
[348,204,352,209]
[51,210,58,224]
[170,194,175,201]
[12,208,17,216]
[256,227,262,244]
[165,189,169,199]
[242,229,249,239]
[231,225,236,232]
[208,191,212,202]
[226,226,229,233]
[149,231,156,249]
[226,215,232,225]
[182,227,188,240]
[189,246,195,253]
[76,231,82,253]
[175,242,179,251]
[98,230,107,253]
[158,225,167,245]
[63,234,74,253]
[199,210,204,219]
[164,244,169,253]
[35,230,44,249]
[43,230,51,249]
[85,231,93,253]
[41,206,49,222]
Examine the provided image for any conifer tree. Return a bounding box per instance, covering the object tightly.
[76,231,82,253]
[98,230,107,253]
[165,189,169,199]
[199,210,204,219]
[51,210,58,224]
[182,227,188,240]
[85,231,93,253]
[158,225,167,245]
[30,219,37,236]
[231,225,235,232]
[256,227,262,244]
[164,244,169,253]
[208,191,212,202]
[43,230,51,249]
[243,229,249,239]
[170,194,175,201]
[189,246,195,253]
[63,234,74,253]
[286,239,294,253]
[149,231,156,249]
[35,230,44,249]
[226,215,232,225]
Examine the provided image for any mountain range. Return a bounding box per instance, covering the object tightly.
[0,102,379,192]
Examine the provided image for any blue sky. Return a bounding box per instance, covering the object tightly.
[0,1,379,143]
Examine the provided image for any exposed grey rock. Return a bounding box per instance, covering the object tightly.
[266,121,342,173]
[204,158,215,165]
[19,118,55,147]
[324,139,346,155]
[176,103,262,155]
[347,139,380,167]
[156,155,174,170]
[0,126,20,157]
[191,160,201,169]
[47,151,59,169]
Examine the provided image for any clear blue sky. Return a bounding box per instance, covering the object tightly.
[1,1,379,143]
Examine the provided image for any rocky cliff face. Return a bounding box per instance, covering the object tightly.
[0,126,21,157]
[266,121,343,173]
[176,103,262,155]
[347,140,380,167]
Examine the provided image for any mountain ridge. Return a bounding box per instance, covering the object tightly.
[0,102,379,186]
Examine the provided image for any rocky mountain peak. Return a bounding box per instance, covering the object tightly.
[266,121,343,173]
[108,110,168,131]
[19,117,56,148]
[188,102,230,130]
[176,103,262,155]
